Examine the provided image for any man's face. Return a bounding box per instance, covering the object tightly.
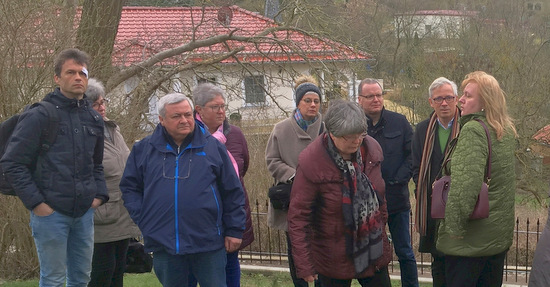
[429,83,458,122]
[159,100,195,144]
[54,59,88,99]
[358,83,384,117]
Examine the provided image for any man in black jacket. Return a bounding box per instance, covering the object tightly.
[0,48,108,287]
[412,77,460,287]
[359,78,418,287]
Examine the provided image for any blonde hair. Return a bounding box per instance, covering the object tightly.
[294,75,318,89]
[461,71,517,140]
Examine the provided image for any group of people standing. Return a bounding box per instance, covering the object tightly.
[0,48,253,287]
[267,73,517,287]
[0,46,520,287]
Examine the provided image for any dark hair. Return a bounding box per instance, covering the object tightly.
[54,48,90,77]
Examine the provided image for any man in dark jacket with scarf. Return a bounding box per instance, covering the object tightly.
[359,78,418,287]
[412,77,460,287]
[0,48,108,287]
[120,93,245,287]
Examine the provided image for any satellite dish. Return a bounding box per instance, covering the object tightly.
[217,6,233,26]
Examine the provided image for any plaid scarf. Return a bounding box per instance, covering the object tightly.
[415,110,460,236]
[326,135,384,275]
[294,108,317,131]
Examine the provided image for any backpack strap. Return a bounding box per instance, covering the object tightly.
[33,101,60,153]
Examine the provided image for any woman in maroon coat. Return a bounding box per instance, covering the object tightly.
[288,100,391,287]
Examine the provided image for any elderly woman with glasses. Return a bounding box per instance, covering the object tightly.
[86,78,141,287]
[288,100,392,287]
[265,75,325,287]
[189,82,254,287]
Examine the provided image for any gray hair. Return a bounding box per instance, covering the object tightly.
[324,100,368,137]
[85,78,105,103]
[358,78,383,93]
[192,83,226,107]
[157,93,194,117]
[428,77,458,98]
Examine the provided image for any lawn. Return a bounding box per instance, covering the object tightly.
[0,271,433,287]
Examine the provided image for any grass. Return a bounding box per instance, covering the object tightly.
[0,270,434,286]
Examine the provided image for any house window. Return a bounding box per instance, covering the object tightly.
[425,24,432,35]
[244,75,266,104]
[198,77,217,84]
[535,3,542,10]
[528,3,534,10]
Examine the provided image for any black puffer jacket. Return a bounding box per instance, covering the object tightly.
[366,108,413,214]
[0,88,108,217]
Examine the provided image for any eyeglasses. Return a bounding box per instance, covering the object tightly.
[358,93,384,101]
[162,154,192,180]
[302,98,320,105]
[341,132,368,142]
[92,98,109,109]
[431,96,456,104]
[205,104,227,112]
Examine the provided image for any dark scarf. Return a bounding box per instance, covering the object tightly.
[415,110,460,236]
[326,135,384,275]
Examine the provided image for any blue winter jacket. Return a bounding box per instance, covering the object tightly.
[120,121,246,255]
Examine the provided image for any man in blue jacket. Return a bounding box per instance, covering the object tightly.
[120,93,245,287]
[0,48,108,287]
[359,78,418,287]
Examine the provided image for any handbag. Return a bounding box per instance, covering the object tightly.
[268,181,293,210]
[125,238,153,274]
[431,119,491,220]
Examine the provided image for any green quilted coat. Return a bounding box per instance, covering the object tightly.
[436,113,516,257]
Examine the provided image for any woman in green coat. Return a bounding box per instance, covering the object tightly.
[436,71,517,287]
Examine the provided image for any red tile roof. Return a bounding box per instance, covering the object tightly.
[534,125,550,145]
[110,6,370,66]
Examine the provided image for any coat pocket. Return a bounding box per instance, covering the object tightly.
[94,200,121,225]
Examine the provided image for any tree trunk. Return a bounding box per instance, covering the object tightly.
[75,0,125,83]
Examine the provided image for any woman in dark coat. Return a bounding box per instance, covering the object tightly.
[288,100,391,287]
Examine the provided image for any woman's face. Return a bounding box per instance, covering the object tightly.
[297,92,320,121]
[330,132,366,159]
[459,82,484,116]
[92,96,107,118]
[197,95,226,130]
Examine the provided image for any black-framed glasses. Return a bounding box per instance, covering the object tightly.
[205,104,227,112]
[302,98,320,105]
[431,96,456,104]
[92,98,109,109]
[341,132,368,142]
[162,154,192,180]
[358,93,384,101]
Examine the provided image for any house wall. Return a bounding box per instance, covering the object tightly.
[395,14,472,39]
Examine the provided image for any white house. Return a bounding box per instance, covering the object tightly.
[394,10,478,39]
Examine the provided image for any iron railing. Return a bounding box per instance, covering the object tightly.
[239,199,544,284]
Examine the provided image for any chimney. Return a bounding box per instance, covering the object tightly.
[265,0,282,22]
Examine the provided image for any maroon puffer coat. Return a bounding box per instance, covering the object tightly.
[288,133,391,279]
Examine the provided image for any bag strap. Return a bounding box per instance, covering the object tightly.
[474,119,492,184]
[436,118,492,183]
[33,101,60,154]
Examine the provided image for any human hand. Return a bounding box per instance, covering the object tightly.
[225,236,242,253]
[303,274,318,282]
[32,203,54,216]
[91,198,102,209]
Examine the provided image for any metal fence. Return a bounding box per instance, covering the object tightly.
[239,199,544,284]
